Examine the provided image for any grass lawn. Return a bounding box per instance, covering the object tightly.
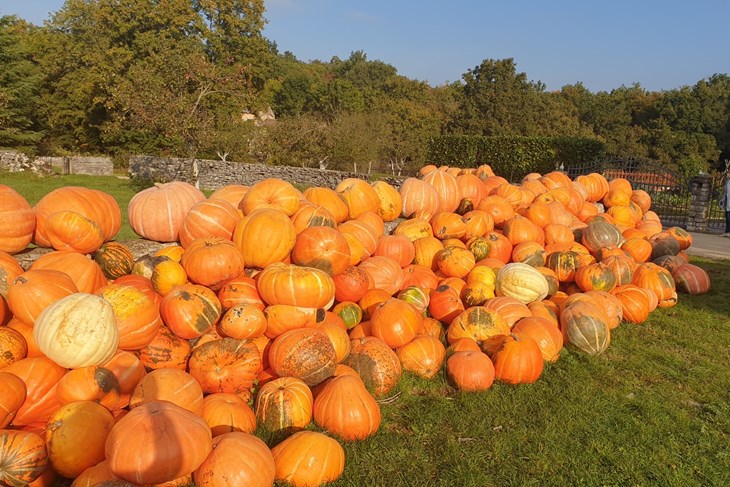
[2,173,729,486]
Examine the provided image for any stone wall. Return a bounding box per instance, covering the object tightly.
[1,152,113,176]
[128,155,405,190]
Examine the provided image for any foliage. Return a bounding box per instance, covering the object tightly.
[2,4,730,175]
[428,135,605,181]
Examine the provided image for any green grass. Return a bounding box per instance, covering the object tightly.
[3,173,729,486]
[323,257,730,487]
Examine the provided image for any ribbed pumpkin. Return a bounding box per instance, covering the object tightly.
[181,237,245,290]
[232,208,296,269]
[400,177,440,221]
[343,336,402,397]
[313,374,381,441]
[602,254,636,285]
[303,187,349,224]
[491,334,544,384]
[7,269,78,326]
[44,400,115,478]
[188,338,261,395]
[496,263,549,304]
[34,293,118,368]
[94,242,134,279]
[105,400,212,485]
[672,263,711,295]
[127,182,204,242]
[101,350,146,409]
[574,261,617,293]
[620,237,653,263]
[612,284,651,324]
[0,429,48,486]
[560,301,611,355]
[369,298,423,348]
[240,178,301,216]
[583,290,623,329]
[512,316,563,362]
[135,324,191,370]
[396,335,446,379]
[256,262,336,309]
[1,356,65,426]
[290,226,350,276]
[445,350,495,391]
[511,241,547,267]
[0,185,35,254]
[581,217,623,254]
[268,328,337,386]
[159,283,221,339]
[428,284,465,324]
[0,326,26,368]
[129,368,204,414]
[254,377,313,435]
[335,178,381,219]
[178,198,240,248]
[43,210,105,254]
[371,180,403,222]
[34,186,121,247]
[271,431,345,487]
[544,250,582,283]
[29,250,107,293]
[422,169,460,213]
[447,306,510,349]
[291,204,337,234]
[217,276,265,311]
[98,283,161,350]
[200,393,256,437]
[208,184,249,207]
[193,432,275,487]
[55,366,121,410]
[632,262,677,308]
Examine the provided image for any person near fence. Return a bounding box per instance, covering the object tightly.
[721,164,730,237]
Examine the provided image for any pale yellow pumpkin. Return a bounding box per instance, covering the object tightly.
[495,263,549,304]
[34,293,119,368]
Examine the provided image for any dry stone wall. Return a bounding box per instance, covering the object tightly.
[128,155,405,190]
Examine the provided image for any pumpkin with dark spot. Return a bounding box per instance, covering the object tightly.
[159,284,222,339]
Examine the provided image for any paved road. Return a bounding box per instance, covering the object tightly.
[685,232,729,261]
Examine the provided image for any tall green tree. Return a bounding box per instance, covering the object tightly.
[0,16,43,150]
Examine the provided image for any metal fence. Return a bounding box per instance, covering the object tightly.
[565,158,694,229]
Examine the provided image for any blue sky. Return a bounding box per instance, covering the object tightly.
[4,0,729,92]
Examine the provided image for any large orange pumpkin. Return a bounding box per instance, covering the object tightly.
[312,374,381,441]
[335,178,381,219]
[7,269,78,326]
[399,177,441,221]
[232,208,296,269]
[0,185,35,254]
[200,393,257,437]
[0,371,26,428]
[34,186,121,247]
[302,187,349,224]
[256,262,335,309]
[491,334,544,384]
[159,283,222,339]
[98,283,162,350]
[105,400,212,485]
[446,350,495,391]
[343,336,402,397]
[181,237,245,290]
[178,199,240,248]
[271,431,345,486]
[1,356,65,426]
[127,181,205,242]
[193,432,275,487]
[188,338,261,396]
[129,368,204,415]
[240,178,301,216]
[369,298,422,349]
[29,251,106,293]
[254,376,313,435]
[290,227,350,276]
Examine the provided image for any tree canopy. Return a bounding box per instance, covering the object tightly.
[1,2,728,176]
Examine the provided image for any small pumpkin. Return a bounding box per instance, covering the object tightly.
[445,351,495,391]
[271,431,345,487]
[312,374,381,441]
[255,377,313,436]
[94,242,135,279]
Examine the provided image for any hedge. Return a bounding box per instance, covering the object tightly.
[427,135,606,181]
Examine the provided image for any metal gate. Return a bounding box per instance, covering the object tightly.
[707,173,726,233]
[565,158,691,229]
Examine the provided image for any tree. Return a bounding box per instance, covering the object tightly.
[0,16,43,150]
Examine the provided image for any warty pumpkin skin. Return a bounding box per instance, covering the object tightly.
[343,336,402,398]
[254,377,313,436]
[0,326,27,369]
[0,429,48,486]
[447,306,511,350]
[193,432,275,487]
[268,328,337,387]
[34,293,119,369]
[44,400,115,479]
[159,284,222,340]
[271,431,345,487]
[188,338,261,396]
[312,374,381,441]
[105,400,213,485]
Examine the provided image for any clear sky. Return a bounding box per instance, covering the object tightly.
[3,0,729,93]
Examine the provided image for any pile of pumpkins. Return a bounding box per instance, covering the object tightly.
[0,163,713,486]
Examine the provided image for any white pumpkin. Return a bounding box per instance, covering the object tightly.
[495,262,549,304]
[34,292,119,368]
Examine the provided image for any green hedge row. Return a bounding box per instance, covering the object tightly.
[427,135,606,181]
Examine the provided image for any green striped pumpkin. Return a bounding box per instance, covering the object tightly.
[94,241,134,279]
[560,301,611,355]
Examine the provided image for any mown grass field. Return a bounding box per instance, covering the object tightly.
[3,172,729,486]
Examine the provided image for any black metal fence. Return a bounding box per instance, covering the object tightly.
[565,158,694,229]
[708,173,726,233]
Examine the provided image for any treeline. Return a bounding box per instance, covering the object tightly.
[1,1,729,177]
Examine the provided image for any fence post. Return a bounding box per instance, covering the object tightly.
[686,174,712,231]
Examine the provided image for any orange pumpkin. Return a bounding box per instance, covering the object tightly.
[98,283,161,350]
[268,327,337,386]
[29,251,106,293]
[312,374,381,441]
[44,210,105,254]
[446,350,495,391]
[0,429,48,485]
[358,256,406,296]
[255,376,313,435]
[178,199,240,248]
[129,368,204,415]
[193,432,275,487]
[188,338,261,395]
[240,178,301,216]
[181,237,245,290]
[1,356,65,426]
[369,298,423,349]
[256,262,336,309]
[55,366,121,410]
[335,178,381,219]
[342,336,402,397]
[0,185,35,254]
[422,169,460,213]
[291,227,350,276]
[491,334,544,384]
[232,208,296,269]
[159,283,222,339]
[303,187,349,224]
[217,276,265,311]
[208,184,249,208]
[271,431,344,486]
[200,393,257,437]
[399,178,441,221]
[0,371,26,428]
[396,335,447,379]
[127,182,204,242]
[291,203,337,234]
[135,324,192,370]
